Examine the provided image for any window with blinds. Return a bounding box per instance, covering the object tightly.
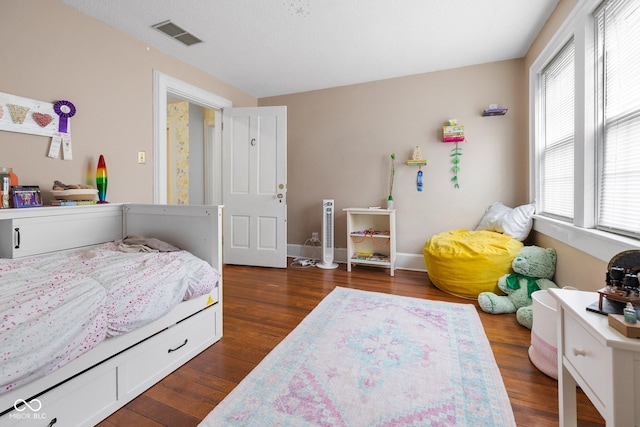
[595,0,640,237]
[540,40,575,220]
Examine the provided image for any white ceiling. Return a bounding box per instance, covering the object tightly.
[60,0,559,98]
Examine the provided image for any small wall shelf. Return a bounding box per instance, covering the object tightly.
[406,160,427,166]
[482,108,508,116]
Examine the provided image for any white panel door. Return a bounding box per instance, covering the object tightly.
[222,106,287,267]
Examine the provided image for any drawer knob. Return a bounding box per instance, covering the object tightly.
[572,348,587,357]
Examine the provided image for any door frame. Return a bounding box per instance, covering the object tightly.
[152,70,232,204]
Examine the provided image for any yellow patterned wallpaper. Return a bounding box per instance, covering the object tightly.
[167,101,189,204]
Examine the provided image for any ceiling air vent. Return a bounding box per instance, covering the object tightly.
[152,20,202,46]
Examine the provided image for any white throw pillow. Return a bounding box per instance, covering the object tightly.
[475,202,536,241]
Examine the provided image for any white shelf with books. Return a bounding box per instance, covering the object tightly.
[344,207,396,276]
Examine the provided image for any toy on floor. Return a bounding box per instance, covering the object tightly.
[478,246,558,329]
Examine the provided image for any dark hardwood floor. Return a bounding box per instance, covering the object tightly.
[99,261,605,426]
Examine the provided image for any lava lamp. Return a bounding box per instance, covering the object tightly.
[96,155,108,203]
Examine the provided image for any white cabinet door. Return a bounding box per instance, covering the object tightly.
[0,208,123,258]
[222,106,287,268]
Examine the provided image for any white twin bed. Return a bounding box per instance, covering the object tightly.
[0,203,223,426]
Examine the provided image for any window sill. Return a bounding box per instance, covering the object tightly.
[533,215,640,263]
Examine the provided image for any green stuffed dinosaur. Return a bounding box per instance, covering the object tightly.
[478,246,558,329]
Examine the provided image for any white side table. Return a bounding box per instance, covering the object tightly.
[344,208,396,276]
[549,288,640,426]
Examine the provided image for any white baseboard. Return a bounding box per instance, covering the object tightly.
[287,244,426,272]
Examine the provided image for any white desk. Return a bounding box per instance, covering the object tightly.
[549,288,640,426]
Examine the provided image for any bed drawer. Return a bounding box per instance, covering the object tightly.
[1,365,116,427]
[118,306,218,398]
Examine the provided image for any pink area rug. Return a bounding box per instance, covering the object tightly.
[200,287,515,426]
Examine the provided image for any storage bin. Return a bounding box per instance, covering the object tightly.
[528,290,558,379]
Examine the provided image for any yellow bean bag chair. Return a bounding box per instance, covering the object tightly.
[424,229,523,299]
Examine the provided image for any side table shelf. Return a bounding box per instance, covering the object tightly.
[344,208,396,276]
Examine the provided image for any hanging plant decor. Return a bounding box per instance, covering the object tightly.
[442,120,465,189]
[450,142,462,189]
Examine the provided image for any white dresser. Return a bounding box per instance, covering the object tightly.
[549,288,640,426]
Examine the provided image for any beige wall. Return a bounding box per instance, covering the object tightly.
[524,0,608,290]
[2,0,608,287]
[0,0,256,204]
[261,59,529,255]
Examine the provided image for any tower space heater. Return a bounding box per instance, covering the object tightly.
[316,199,339,269]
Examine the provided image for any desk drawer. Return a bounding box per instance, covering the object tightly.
[564,312,610,406]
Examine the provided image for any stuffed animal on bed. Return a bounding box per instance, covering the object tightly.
[477,246,558,329]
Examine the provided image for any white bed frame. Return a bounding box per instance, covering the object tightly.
[0,203,223,426]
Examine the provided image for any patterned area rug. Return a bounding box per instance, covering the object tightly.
[200,287,515,426]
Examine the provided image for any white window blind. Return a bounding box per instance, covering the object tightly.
[596,0,640,237]
[540,40,575,219]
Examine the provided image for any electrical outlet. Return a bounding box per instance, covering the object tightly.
[137,151,146,164]
[312,232,319,241]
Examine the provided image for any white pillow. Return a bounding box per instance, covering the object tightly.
[475,202,535,241]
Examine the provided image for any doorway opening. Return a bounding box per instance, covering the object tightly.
[153,70,231,205]
[166,99,218,205]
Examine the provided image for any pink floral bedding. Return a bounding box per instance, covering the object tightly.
[0,243,220,394]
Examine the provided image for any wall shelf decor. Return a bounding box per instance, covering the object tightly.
[407,146,426,191]
[442,120,465,189]
[0,92,65,137]
[406,160,427,166]
[482,105,508,116]
[0,92,76,160]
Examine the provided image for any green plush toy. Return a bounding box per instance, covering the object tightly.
[477,246,558,329]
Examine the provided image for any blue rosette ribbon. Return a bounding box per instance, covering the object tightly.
[53,100,76,133]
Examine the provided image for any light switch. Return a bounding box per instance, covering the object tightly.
[138,151,146,164]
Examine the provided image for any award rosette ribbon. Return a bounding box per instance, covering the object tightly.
[53,100,76,133]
